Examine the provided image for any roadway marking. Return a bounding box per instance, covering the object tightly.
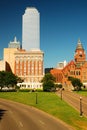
[19,121,23,127]
[39,120,45,125]
[9,110,13,114]
[9,111,24,128]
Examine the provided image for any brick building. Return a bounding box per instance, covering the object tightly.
[50,39,87,90]
[14,49,44,89]
[3,48,44,89]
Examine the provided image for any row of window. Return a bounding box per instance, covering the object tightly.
[15,60,42,66]
[70,71,80,75]
[15,56,43,61]
[20,84,42,88]
[15,60,43,64]
[16,69,42,76]
[16,65,42,70]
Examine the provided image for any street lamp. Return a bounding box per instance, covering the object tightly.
[36,92,38,104]
[80,97,83,116]
[61,88,63,100]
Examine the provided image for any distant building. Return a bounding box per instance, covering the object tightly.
[50,39,87,90]
[45,68,53,74]
[22,7,40,50]
[57,60,67,69]
[8,37,21,49]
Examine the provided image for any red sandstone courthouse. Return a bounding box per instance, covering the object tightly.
[50,39,87,90]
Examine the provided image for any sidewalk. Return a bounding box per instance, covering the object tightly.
[56,90,87,117]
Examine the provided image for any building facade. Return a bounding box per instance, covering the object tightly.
[3,48,44,89]
[22,7,40,50]
[14,49,44,89]
[4,48,17,73]
[0,60,5,71]
[51,39,87,90]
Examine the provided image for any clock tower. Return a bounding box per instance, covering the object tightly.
[74,39,86,66]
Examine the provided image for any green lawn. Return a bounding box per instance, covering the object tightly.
[75,90,87,97]
[0,91,87,130]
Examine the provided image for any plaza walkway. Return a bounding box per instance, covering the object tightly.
[57,90,87,117]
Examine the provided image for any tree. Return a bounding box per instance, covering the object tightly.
[5,72,18,88]
[41,73,56,91]
[0,71,21,90]
[0,71,6,89]
[68,76,83,91]
[55,84,62,89]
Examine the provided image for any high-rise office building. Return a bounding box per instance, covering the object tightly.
[22,7,40,50]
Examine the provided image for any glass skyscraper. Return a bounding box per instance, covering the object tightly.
[22,7,40,50]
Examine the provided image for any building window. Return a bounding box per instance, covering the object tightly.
[75,71,80,75]
[70,71,74,75]
[79,54,82,57]
[16,65,19,69]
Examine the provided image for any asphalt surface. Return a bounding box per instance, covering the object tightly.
[57,90,87,117]
[0,98,73,130]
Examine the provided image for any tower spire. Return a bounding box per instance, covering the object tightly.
[78,38,81,44]
[14,36,17,42]
[76,38,84,50]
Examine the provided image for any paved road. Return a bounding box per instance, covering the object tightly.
[57,90,87,117]
[0,98,73,130]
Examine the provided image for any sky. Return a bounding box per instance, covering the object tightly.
[0,0,87,68]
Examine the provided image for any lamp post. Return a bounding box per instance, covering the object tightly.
[61,88,63,100]
[80,97,83,116]
[36,92,38,104]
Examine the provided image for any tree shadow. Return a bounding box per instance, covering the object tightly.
[0,109,6,121]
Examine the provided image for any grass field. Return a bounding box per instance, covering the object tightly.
[0,91,87,130]
[75,90,87,97]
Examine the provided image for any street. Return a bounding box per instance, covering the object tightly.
[0,98,73,130]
